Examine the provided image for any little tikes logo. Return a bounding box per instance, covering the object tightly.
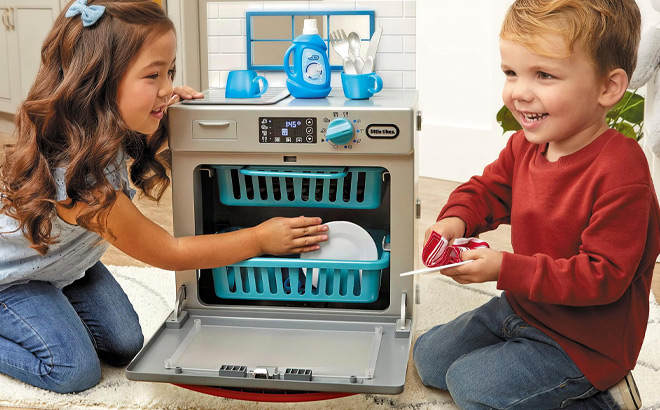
[366,124,399,139]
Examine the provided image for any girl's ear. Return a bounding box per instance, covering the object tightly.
[598,68,628,108]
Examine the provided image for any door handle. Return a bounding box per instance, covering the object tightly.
[1,9,8,30]
[8,7,14,30]
[197,121,231,127]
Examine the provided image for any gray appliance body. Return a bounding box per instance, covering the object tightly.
[126,89,420,394]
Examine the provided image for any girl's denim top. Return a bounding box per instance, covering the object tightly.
[0,150,136,292]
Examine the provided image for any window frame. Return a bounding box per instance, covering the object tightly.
[245,10,375,71]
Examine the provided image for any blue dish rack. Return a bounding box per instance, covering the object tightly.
[213,165,385,209]
[212,232,390,303]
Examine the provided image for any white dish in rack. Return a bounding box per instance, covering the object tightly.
[300,221,378,287]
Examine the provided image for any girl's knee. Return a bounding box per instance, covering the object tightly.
[101,331,144,366]
[46,355,101,393]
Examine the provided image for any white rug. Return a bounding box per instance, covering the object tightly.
[0,266,658,410]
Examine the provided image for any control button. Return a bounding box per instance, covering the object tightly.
[306,118,314,126]
[306,127,313,134]
[325,118,354,146]
[306,135,314,142]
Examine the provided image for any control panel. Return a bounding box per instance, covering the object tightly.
[259,117,317,144]
[257,112,402,150]
[259,113,401,148]
[170,89,416,155]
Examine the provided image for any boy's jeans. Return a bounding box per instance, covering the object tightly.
[413,293,620,409]
[0,261,143,393]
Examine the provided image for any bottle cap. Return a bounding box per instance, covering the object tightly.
[303,19,318,35]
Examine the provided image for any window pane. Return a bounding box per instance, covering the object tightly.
[252,42,292,66]
[329,15,370,39]
[251,16,292,40]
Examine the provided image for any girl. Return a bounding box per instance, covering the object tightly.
[0,0,328,394]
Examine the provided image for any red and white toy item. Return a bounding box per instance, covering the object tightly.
[422,231,489,267]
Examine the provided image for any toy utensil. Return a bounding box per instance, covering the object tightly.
[330,30,358,74]
[398,260,474,276]
[348,31,365,73]
[362,27,382,74]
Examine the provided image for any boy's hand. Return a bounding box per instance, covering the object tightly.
[424,217,466,246]
[254,216,329,255]
[168,86,204,105]
[441,248,503,284]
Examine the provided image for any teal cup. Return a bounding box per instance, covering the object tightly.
[341,72,383,100]
[225,70,268,98]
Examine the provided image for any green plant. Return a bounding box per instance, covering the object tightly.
[496,90,645,141]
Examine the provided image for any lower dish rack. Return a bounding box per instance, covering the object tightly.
[212,233,389,303]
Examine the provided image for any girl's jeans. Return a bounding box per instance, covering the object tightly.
[413,293,621,409]
[0,261,143,393]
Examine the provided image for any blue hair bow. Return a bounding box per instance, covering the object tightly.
[65,0,106,27]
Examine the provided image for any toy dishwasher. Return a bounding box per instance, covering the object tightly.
[126,89,421,397]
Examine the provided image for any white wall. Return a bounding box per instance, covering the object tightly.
[417,1,511,182]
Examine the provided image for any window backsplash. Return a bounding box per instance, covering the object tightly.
[207,0,416,90]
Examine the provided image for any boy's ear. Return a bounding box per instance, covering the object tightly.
[598,68,628,108]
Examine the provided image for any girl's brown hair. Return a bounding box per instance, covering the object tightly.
[501,0,641,80]
[0,0,175,254]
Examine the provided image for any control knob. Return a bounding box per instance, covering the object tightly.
[325,118,354,145]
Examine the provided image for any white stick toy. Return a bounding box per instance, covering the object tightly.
[399,260,474,276]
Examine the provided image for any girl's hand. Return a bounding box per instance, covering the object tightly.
[168,86,204,106]
[440,248,503,284]
[254,216,329,255]
[424,217,466,247]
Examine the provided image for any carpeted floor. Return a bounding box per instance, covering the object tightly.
[0,265,658,410]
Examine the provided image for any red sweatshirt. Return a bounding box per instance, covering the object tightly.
[439,129,660,390]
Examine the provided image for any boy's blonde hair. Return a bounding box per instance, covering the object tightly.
[501,0,641,80]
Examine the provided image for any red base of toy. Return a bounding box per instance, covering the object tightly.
[174,384,356,403]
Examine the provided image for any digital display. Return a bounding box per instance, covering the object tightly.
[259,117,316,143]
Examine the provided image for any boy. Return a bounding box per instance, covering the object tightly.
[413,0,659,409]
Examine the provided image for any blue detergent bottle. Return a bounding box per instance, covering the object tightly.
[283,19,331,98]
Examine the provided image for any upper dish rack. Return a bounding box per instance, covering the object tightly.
[213,166,386,209]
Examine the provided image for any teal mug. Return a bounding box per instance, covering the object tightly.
[341,72,383,100]
[225,70,268,98]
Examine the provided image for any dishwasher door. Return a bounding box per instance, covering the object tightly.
[125,310,413,394]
